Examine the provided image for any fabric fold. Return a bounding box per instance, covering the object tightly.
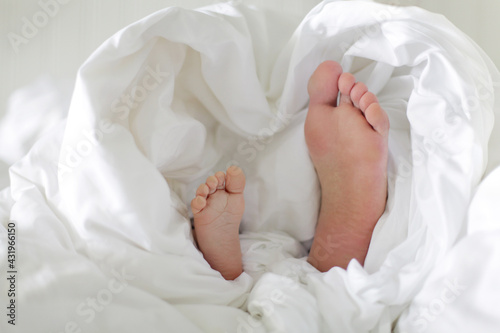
[0,1,498,332]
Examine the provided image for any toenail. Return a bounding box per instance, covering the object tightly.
[196,196,205,206]
[228,166,241,174]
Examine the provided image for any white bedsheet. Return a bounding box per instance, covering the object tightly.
[1,1,499,332]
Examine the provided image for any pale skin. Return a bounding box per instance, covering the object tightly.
[191,60,389,279]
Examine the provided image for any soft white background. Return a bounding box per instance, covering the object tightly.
[1,0,499,119]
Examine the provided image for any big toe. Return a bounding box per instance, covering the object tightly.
[225,166,246,194]
[307,60,343,107]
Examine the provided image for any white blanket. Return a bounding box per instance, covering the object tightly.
[396,165,500,333]
[1,1,499,332]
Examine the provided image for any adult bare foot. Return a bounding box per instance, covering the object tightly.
[191,166,245,280]
[305,61,389,272]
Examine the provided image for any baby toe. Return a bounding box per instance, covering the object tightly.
[365,103,390,136]
[191,196,207,214]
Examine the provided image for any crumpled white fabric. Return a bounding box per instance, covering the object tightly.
[395,165,500,333]
[0,77,73,166]
[0,1,499,332]
[0,77,72,190]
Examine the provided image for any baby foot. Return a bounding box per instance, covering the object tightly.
[191,166,245,280]
[304,61,389,271]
